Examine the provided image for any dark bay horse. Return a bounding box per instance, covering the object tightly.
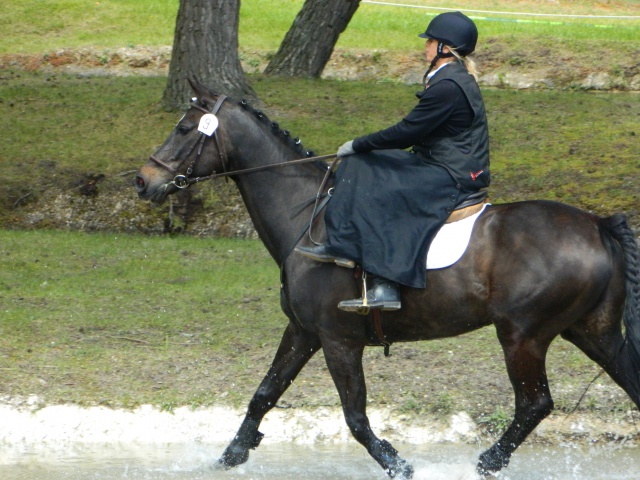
[134,79,640,478]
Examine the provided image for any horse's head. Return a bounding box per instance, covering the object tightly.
[134,78,232,203]
[134,78,322,206]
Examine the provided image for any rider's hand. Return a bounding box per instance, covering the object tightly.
[337,140,355,157]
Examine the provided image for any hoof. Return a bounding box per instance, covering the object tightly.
[387,459,414,479]
[477,444,510,475]
[218,445,250,469]
[372,439,414,479]
[217,430,264,469]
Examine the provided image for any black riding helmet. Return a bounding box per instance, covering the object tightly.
[419,11,478,57]
[416,12,478,96]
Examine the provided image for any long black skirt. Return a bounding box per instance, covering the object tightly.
[325,150,461,288]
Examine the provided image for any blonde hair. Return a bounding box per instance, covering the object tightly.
[449,48,479,81]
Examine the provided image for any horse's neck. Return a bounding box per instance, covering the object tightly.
[232,140,324,265]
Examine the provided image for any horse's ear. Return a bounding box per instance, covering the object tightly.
[187,75,205,96]
[187,75,221,105]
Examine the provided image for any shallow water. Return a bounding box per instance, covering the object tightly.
[2,442,639,480]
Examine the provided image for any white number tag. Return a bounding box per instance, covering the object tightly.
[198,114,219,136]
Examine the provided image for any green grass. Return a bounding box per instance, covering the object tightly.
[0,230,283,408]
[0,0,177,53]
[0,0,637,54]
[1,229,635,418]
[0,72,170,174]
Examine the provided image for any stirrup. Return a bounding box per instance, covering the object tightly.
[338,298,401,314]
[338,272,401,314]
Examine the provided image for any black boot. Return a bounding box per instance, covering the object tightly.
[295,244,355,268]
[338,275,401,312]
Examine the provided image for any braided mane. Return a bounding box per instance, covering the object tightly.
[237,99,316,159]
[191,78,318,160]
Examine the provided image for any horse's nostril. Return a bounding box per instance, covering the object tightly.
[134,175,146,191]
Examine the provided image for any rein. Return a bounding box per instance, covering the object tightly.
[173,153,338,188]
[148,94,337,189]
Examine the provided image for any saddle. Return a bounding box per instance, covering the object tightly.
[446,190,488,223]
[364,191,489,354]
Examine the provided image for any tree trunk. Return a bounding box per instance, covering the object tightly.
[162,0,256,111]
[264,0,361,78]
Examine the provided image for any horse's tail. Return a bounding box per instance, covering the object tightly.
[601,213,640,372]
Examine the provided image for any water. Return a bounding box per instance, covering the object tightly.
[2,442,639,480]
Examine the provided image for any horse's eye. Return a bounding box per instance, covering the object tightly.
[177,123,192,135]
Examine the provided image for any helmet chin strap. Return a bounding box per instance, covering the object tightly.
[417,41,454,97]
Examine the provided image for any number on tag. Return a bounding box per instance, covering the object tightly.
[198,114,219,136]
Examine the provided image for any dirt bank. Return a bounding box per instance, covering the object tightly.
[3,41,639,90]
[2,397,639,449]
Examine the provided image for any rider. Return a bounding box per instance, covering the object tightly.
[296,11,490,312]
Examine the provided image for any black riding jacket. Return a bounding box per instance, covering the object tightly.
[353,61,490,190]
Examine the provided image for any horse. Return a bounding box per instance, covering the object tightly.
[133,78,640,478]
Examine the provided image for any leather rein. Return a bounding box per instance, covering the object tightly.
[148,95,336,189]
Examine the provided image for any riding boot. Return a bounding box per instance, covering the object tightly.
[338,274,401,312]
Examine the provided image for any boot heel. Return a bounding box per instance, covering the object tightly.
[335,258,356,269]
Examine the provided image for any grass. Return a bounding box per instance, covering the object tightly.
[0,0,638,54]
[0,0,177,53]
[1,72,638,227]
[0,72,170,174]
[0,230,283,408]
[1,229,635,420]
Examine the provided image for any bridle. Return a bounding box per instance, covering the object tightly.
[148,95,336,190]
[149,94,229,189]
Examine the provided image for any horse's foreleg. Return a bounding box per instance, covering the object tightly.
[219,322,321,469]
[322,337,414,479]
[478,337,553,475]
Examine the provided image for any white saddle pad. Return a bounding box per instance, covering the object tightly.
[426,204,488,270]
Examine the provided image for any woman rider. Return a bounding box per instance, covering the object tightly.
[296,11,490,312]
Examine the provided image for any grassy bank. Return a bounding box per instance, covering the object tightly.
[2,0,638,54]
[1,72,638,230]
[0,231,281,410]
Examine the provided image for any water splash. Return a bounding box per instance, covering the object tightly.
[2,442,639,479]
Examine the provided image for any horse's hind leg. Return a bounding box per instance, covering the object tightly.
[563,324,640,409]
[321,336,414,479]
[478,334,554,475]
[219,321,321,468]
